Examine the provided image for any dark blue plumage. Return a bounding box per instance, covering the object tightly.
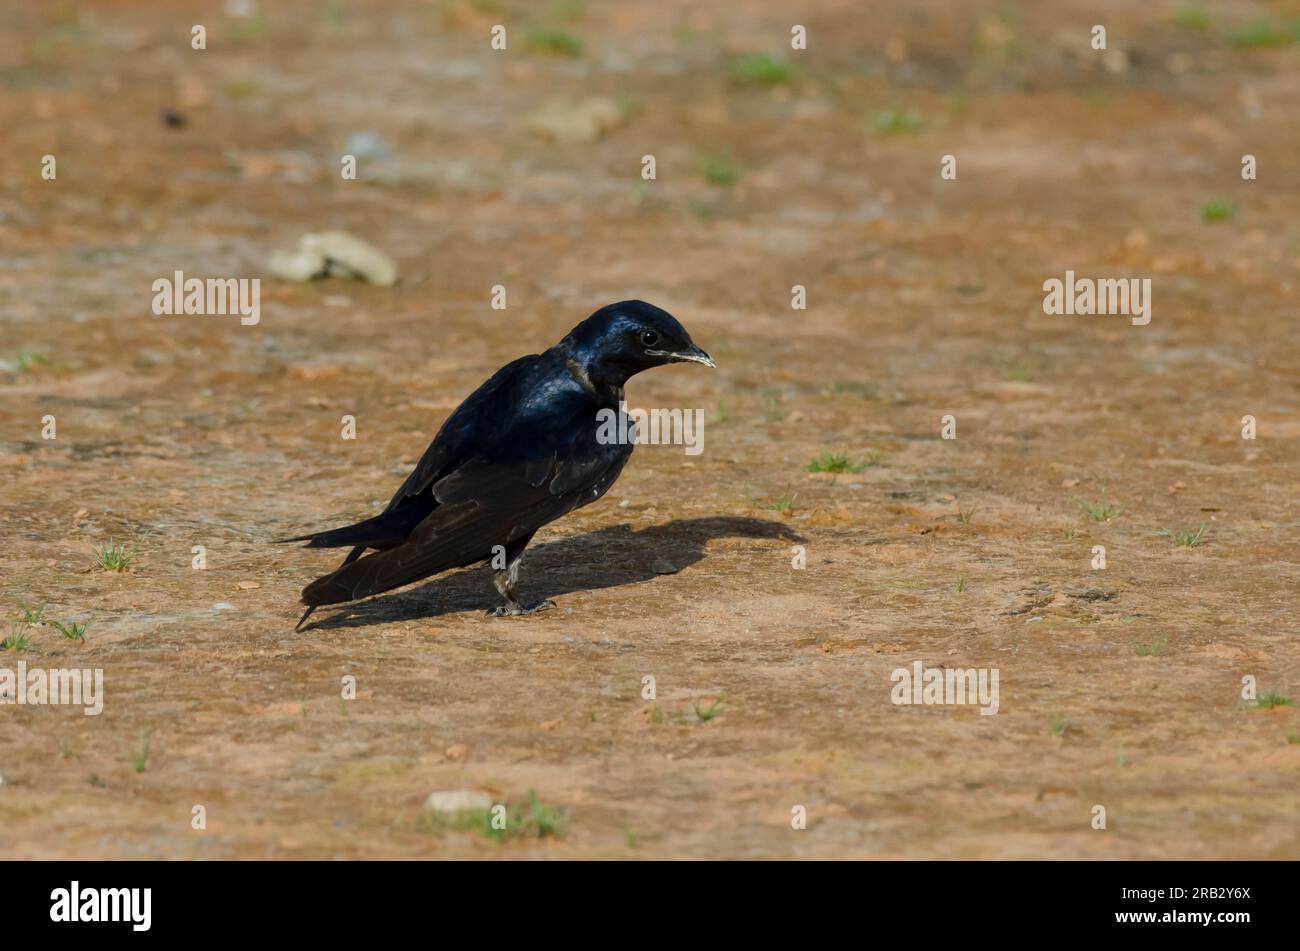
[282,300,713,629]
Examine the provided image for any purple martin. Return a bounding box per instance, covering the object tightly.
[281,300,713,629]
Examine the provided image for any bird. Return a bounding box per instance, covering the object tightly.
[280,300,714,630]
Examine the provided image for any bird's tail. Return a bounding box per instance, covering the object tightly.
[293,545,367,630]
[274,506,427,549]
[298,500,498,610]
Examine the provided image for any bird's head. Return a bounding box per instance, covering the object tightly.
[561,300,714,387]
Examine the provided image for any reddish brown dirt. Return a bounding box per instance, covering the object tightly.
[0,0,1297,858]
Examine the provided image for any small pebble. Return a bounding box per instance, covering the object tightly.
[424,790,491,814]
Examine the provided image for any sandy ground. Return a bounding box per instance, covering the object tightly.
[0,0,1297,859]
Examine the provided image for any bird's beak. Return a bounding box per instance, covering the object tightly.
[669,344,715,368]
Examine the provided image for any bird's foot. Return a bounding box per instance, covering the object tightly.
[486,598,556,618]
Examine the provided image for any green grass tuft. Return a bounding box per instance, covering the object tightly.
[1073,496,1122,522]
[692,697,724,723]
[993,353,1041,381]
[762,483,798,512]
[50,619,87,642]
[702,155,742,187]
[9,349,49,373]
[2,624,32,652]
[1201,199,1237,222]
[228,13,271,43]
[527,789,566,837]
[525,28,583,57]
[807,450,872,474]
[1256,692,1291,709]
[727,52,794,86]
[1228,19,1290,48]
[127,728,152,773]
[93,540,135,572]
[1174,3,1211,30]
[874,109,923,134]
[1163,524,1207,548]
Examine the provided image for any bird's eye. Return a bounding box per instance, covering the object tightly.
[640,330,660,347]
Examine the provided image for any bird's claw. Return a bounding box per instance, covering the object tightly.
[486,598,556,618]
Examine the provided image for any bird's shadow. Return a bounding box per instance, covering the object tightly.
[307,516,803,630]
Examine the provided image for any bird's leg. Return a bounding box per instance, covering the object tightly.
[487,535,554,617]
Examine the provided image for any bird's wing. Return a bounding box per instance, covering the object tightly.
[382,354,544,511]
[282,355,547,551]
[300,412,631,607]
